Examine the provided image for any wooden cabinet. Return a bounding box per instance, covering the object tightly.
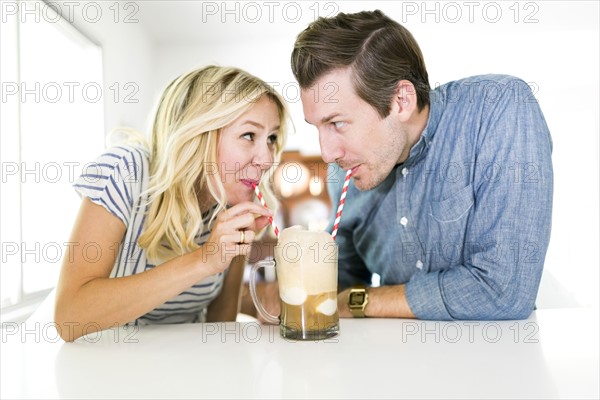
[273,150,332,228]
[248,150,332,265]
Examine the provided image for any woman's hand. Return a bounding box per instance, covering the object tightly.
[201,202,272,274]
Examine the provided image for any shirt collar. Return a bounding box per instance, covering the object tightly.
[401,90,442,167]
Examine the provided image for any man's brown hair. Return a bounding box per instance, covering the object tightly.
[291,10,430,117]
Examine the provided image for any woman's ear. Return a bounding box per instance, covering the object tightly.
[390,80,419,122]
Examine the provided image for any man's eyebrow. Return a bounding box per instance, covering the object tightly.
[321,113,342,124]
[304,113,342,126]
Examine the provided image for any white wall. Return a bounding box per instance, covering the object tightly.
[154,36,317,154]
[54,1,157,135]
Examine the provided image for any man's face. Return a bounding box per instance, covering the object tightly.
[301,67,410,191]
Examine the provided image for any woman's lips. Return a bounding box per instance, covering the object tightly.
[241,179,258,188]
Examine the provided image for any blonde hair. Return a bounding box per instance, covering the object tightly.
[136,66,288,263]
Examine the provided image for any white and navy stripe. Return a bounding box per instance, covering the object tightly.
[74,146,223,325]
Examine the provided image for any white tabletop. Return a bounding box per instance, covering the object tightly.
[1,302,598,399]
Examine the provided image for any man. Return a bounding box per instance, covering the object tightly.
[292,10,553,320]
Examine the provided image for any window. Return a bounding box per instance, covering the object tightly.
[1,0,104,316]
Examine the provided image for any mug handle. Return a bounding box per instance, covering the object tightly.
[249,259,280,325]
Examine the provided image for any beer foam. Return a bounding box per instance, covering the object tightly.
[280,287,307,306]
[316,299,337,316]
[275,225,338,295]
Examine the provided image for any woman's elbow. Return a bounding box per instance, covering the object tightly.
[53,313,77,342]
[53,300,83,342]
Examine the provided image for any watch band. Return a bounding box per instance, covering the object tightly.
[348,285,369,318]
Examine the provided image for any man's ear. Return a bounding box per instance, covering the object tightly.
[390,80,418,122]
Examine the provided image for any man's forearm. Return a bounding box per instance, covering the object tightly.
[338,284,416,318]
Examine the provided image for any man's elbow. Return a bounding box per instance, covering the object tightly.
[453,291,536,321]
[497,305,535,320]
[504,295,537,320]
[486,292,536,320]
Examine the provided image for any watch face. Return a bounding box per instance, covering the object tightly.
[349,292,365,306]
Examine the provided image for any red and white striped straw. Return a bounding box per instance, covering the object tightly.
[253,184,279,238]
[331,169,352,241]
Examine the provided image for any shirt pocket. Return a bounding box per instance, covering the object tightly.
[429,184,474,223]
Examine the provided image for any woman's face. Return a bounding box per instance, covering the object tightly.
[216,95,281,205]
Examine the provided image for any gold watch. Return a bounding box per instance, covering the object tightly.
[348,285,369,318]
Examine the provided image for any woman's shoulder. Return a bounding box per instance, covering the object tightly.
[100,145,151,177]
[103,145,150,163]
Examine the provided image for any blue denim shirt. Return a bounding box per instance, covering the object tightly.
[326,74,553,320]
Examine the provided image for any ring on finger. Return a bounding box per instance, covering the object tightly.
[239,230,246,244]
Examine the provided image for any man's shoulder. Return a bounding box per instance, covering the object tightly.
[439,74,530,95]
[446,74,527,86]
[433,74,532,107]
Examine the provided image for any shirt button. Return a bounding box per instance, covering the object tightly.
[402,168,409,177]
[416,260,424,270]
[400,217,408,226]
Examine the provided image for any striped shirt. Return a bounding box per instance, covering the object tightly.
[74,146,223,325]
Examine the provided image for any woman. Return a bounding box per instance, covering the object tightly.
[54,66,288,341]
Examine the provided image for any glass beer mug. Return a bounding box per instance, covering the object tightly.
[249,226,339,340]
